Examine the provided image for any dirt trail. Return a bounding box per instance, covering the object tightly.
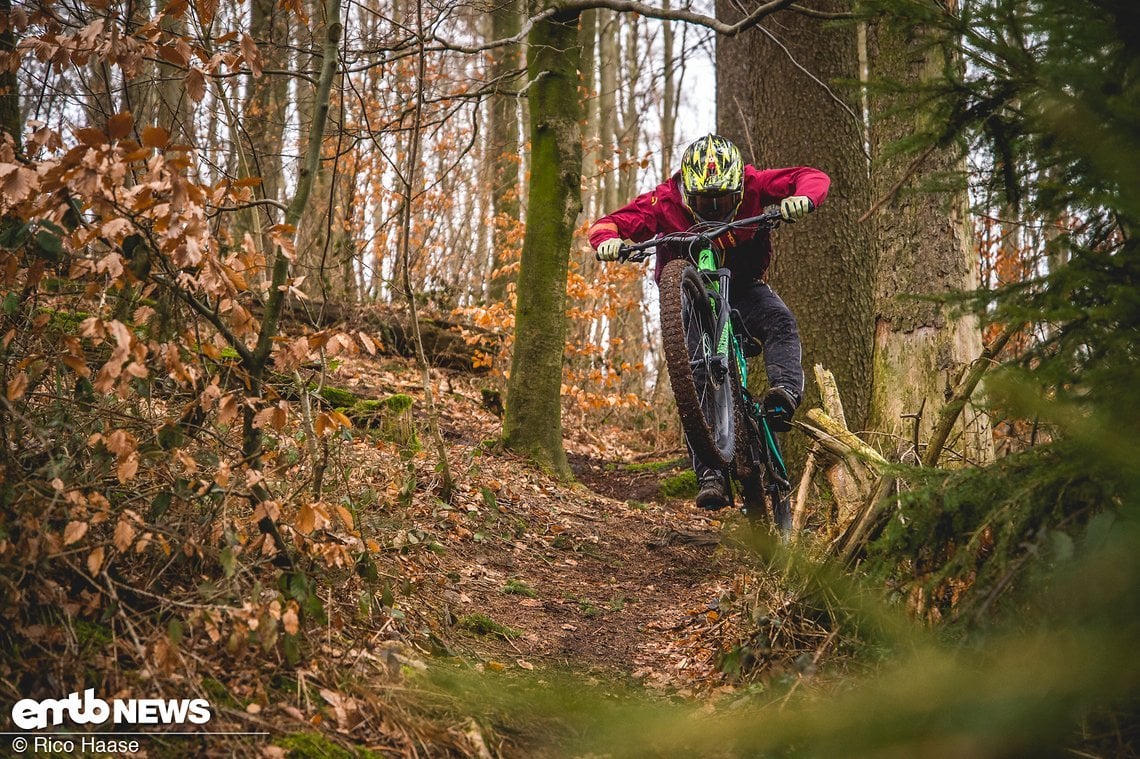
[335,354,763,694]
[423,452,750,692]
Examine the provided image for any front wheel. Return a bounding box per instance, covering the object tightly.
[659,259,736,469]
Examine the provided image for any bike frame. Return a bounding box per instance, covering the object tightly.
[694,243,790,490]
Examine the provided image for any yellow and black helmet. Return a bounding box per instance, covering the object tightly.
[679,134,744,221]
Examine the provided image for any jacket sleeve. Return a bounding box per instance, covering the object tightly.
[750,166,831,209]
[587,188,664,249]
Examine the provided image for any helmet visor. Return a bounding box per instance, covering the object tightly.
[689,191,740,222]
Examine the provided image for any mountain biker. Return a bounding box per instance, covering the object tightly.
[588,134,830,511]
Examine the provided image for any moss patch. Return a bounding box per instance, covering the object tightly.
[199,677,237,709]
[343,394,419,451]
[275,731,381,759]
[622,458,685,474]
[314,385,358,408]
[457,613,521,640]
[503,579,537,598]
[659,469,698,499]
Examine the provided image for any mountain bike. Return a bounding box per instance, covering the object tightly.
[611,207,793,530]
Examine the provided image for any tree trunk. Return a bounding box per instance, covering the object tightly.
[598,11,619,212]
[661,1,676,181]
[242,0,291,244]
[866,18,994,465]
[579,8,599,220]
[157,10,193,145]
[294,0,346,301]
[502,4,582,476]
[242,0,342,561]
[486,0,522,305]
[0,0,20,153]
[716,2,875,464]
[611,13,643,389]
[617,13,639,202]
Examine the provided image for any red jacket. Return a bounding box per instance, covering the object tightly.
[587,165,830,282]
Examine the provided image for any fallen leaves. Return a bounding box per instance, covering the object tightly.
[63,520,88,545]
[6,371,27,401]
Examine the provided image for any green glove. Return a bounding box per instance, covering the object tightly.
[780,195,813,222]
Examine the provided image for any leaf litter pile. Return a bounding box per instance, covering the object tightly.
[2,348,844,758]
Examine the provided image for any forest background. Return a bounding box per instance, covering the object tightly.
[0,0,1137,756]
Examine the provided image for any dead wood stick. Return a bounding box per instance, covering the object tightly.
[922,324,1020,468]
[792,446,819,533]
[814,364,847,429]
[803,409,890,470]
[834,473,899,564]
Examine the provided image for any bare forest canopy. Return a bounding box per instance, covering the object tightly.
[0,0,1138,757]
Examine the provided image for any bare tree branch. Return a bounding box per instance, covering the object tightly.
[788,3,855,19]
[430,0,798,55]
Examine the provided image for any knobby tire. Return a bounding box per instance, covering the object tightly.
[659,259,737,470]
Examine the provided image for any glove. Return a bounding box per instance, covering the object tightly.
[780,195,813,222]
[762,386,800,432]
[596,238,626,262]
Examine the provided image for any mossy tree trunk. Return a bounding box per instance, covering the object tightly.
[502,3,582,477]
[716,1,875,467]
[866,17,994,465]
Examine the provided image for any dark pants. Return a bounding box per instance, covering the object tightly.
[690,280,803,482]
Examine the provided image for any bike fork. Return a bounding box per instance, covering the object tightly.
[701,267,734,381]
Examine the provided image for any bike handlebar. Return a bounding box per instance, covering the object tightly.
[596,205,788,263]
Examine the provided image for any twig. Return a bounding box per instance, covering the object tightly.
[777,627,840,710]
[429,0,798,55]
[858,143,939,223]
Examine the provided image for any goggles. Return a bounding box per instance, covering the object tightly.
[687,190,742,222]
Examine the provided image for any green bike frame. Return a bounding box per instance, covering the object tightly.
[695,245,739,377]
[694,244,789,485]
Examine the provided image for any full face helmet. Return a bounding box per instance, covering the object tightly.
[679,134,744,222]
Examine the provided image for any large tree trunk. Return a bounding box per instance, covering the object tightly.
[716,2,875,462]
[502,4,582,476]
[866,18,994,466]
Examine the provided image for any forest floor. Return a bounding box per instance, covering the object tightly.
[230,351,824,758]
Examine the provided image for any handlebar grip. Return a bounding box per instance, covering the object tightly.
[594,247,632,262]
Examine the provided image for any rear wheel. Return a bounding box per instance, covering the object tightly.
[740,474,792,533]
[736,403,792,532]
[659,259,736,469]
